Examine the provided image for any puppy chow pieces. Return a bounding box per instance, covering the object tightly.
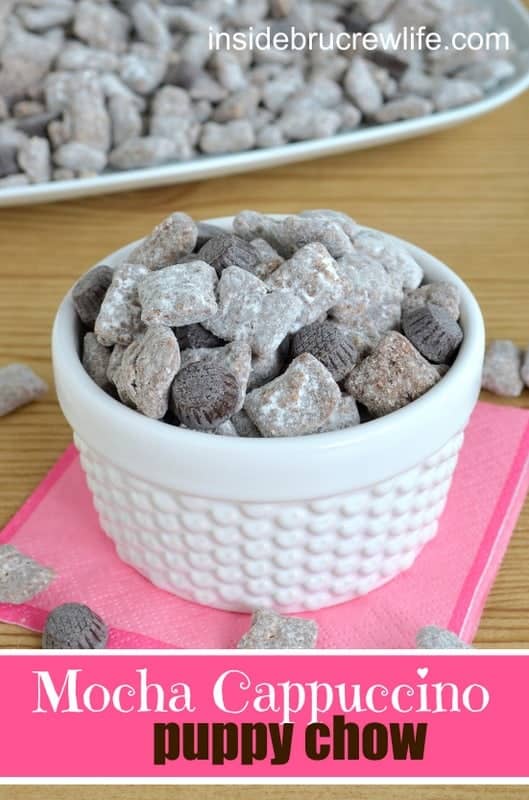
[352,229,423,291]
[76,209,467,436]
[43,602,109,649]
[94,262,148,346]
[244,353,341,437]
[402,303,463,364]
[201,266,268,343]
[171,360,240,430]
[291,321,358,382]
[138,261,218,327]
[197,233,260,276]
[267,242,344,326]
[82,332,112,390]
[481,340,524,398]
[237,608,318,649]
[416,625,471,650]
[344,331,440,417]
[2,0,514,196]
[0,545,54,604]
[0,364,48,417]
[317,394,361,433]
[175,323,224,351]
[402,281,460,320]
[128,212,197,270]
[179,340,252,414]
[72,264,114,328]
[331,252,404,355]
[114,326,180,419]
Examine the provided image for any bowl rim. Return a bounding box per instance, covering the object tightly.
[53,215,485,452]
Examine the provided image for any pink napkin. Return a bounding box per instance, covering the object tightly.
[1,401,529,649]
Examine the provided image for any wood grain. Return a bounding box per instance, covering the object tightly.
[1,787,529,800]
[1,85,528,653]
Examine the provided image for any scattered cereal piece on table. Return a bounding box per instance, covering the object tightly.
[0,545,54,604]
[237,609,318,649]
[0,364,48,417]
[43,602,109,649]
[481,340,524,397]
[416,625,471,649]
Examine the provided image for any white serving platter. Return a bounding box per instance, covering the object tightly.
[1,0,528,208]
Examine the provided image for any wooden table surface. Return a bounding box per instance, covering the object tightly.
[2,786,529,800]
[1,87,528,654]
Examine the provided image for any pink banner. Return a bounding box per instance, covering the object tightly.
[0,652,526,779]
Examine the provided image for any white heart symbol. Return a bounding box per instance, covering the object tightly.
[417,667,429,679]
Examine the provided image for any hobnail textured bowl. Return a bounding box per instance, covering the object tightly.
[52,217,485,613]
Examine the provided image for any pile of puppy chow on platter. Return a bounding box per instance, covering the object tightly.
[0,0,522,187]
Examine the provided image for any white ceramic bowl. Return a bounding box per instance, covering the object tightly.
[52,217,485,613]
